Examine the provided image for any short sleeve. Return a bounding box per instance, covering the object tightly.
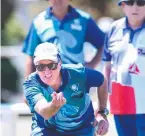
[23,80,44,113]
[22,23,41,56]
[102,33,112,61]
[85,18,105,49]
[85,68,104,93]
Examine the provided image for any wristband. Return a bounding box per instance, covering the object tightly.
[97,108,109,117]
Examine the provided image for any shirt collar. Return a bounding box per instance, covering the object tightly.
[58,67,68,91]
[36,73,47,88]
[123,17,145,31]
[45,5,79,20]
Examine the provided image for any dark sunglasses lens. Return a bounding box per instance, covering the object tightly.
[137,1,145,6]
[125,1,145,6]
[36,64,46,71]
[125,1,134,6]
[36,63,58,71]
[47,63,58,70]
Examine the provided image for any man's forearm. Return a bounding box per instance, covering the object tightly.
[44,102,60,119]
[91,47,103,68]
[97,78,108,110]
[86,47,103,69]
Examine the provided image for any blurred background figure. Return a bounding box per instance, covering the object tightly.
[103,0,145,136]
[84,16,114,70]
[22,0,106,80]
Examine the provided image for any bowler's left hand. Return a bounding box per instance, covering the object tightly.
[92,114,109,135]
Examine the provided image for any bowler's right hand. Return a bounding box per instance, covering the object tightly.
[51,92,66,108]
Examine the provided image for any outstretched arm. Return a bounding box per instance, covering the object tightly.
[34,92,66,120]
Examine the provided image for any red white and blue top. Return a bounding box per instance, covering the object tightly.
[103,17,145,114]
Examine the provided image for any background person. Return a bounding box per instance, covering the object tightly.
[22,0,105,79]
[103,0,145,136]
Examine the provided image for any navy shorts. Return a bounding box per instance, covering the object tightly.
[31,120,95,136]
[114,114,145,136]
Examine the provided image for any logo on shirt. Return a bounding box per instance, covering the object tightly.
[71,19,82,31]
[128,63,140,74]
[138,47,145,56]
[70,84,84,98]
[71,84,79,92]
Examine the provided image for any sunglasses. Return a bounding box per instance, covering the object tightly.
[124,1,145,6]
[35,63,58,71]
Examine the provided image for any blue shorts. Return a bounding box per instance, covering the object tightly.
[114,114,145,136]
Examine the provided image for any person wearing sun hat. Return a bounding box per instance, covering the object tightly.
[102,0,145,136]
[23,42,109,136]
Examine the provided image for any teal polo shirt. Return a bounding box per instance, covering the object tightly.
[23,64,104,135]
